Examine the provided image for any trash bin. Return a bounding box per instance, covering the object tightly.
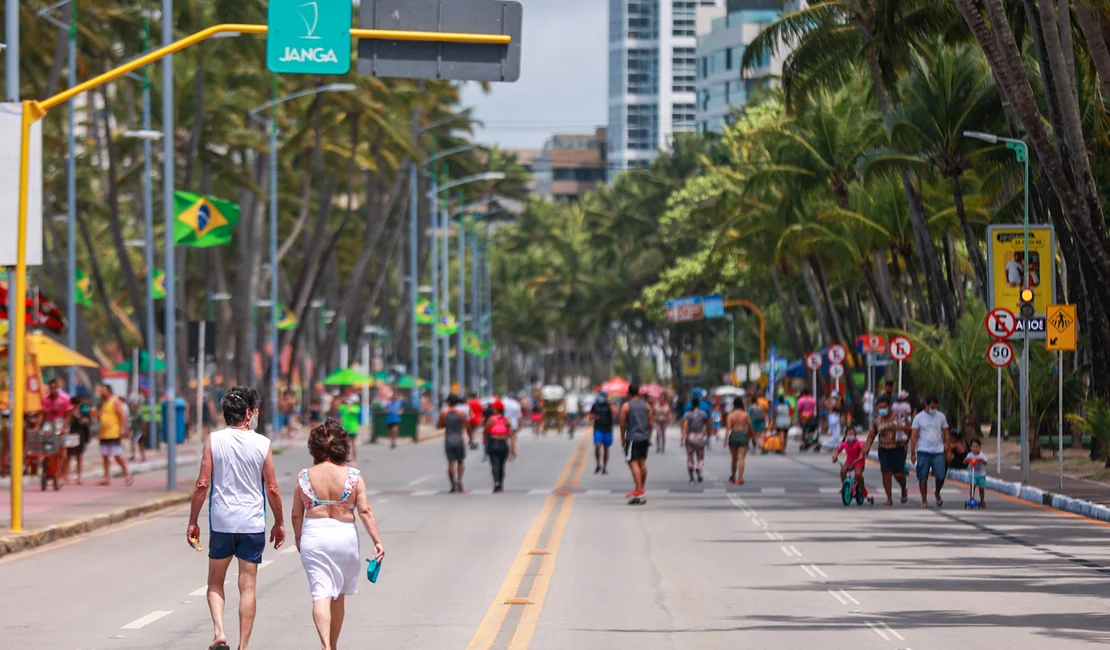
[161,397,187,444]
[372,408,419,442]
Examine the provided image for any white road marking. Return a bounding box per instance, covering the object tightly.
[866,621,890,641]
[819,487,841,495]
[879,622,905,640]
[528,488,549,495]
[780,545,802,558]
[188,585,208,597]
[366,489,382,496]
[282,545,299,554]
[761,487,786,494]
[800,564,817,578]
[771,532,784,541]
[259,560,274,569]
[585,489,610,496]
[835,589,860,605]
[121,610,173,629]
[406,475,432,487]
[703,488,726,496]
[411,490,437,496]
[808,564,828,578]
[828,589,848,605]
[787,545,801,556]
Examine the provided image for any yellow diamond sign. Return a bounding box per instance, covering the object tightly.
[1046,304,1077,352]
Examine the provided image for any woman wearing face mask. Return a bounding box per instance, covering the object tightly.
[863,394,911,505]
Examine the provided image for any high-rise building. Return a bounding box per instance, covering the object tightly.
[608,0,724,171]
[695,0,803,134]
[533,128,609,202]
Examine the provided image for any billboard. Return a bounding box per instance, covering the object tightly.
[986,225,1055,338]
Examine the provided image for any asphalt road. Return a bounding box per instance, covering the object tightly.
[3,427,1110,649]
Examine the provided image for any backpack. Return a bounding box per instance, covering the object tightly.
[489,415,509,436]
[750,405,766,424]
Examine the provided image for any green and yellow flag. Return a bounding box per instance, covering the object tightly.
[476,340,492,359]
[74,269,93,307]
[463,330,482,355]
[415,298,436,325]
[277,304,298,331]
[173,190,240,247]
[436,310,459,337]
[152,268,167,299]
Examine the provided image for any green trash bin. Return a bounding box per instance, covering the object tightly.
[372,409,419,442]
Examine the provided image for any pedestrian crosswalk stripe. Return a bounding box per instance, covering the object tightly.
[761,487,786,494]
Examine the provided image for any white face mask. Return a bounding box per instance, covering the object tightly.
[927,407,937,415]
[247,410,259,430]
[846,434,857,442]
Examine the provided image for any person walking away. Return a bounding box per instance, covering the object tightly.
[619,384,653,500]
[467,392,485,434]
[653,396,671,453]
[95,384,133,486]
[747,397,767,450]
[439,395,474,492]
[502,393,523,446]
[825,392,843,440]
[186,386,285,650]
[384,390,405,450]
[565,392,580,436]
[681,401,710,484]
[965,438,988,508]
[589,390,616,474]
[292,419,385,650]
[338,394,362,460]
[910,395,951,508]
[484,402,516,492]
[772,391,792,453]
[725,397,752,484]
[862,394,911,505]
[797,389,817,433]
[832,427,867,497]
[44,378,74,483]
[66,396,92,484]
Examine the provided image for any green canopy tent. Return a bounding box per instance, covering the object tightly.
[371,371,390,382]
[324,368,374,386]
[113,351,167,373]
[396,375,418,389]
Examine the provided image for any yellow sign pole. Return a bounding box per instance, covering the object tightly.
[10,22,513,533]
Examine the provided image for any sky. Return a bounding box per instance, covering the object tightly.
[459,0,607,151]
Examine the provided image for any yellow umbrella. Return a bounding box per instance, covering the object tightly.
[1,332,100,368]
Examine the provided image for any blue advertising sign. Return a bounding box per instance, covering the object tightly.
[704,295,725,319]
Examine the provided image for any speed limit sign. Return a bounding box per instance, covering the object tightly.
[827,344,847,364]
[828,363,845,379]
[987,340,1015,368]
[805,352,823,371]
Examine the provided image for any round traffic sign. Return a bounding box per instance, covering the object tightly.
[985,308,1017,340]
[828,344,847,364]
[805,352,823,371]
[987,340,1015,368]
[888,336,913,361]
[866,334,886,354]
[828,363,845,379]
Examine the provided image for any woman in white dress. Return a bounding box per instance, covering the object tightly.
[292,420,385,650]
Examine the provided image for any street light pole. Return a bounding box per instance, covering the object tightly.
[457,211,465,393]
[408,160,419,399]
[162,0,178,491]
[430,166,440,408]
[470,219,480,391]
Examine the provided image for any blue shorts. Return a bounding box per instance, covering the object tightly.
[915,452,947,481]
[972,474,986,488]
[209,531,265,564]
[594,429,613,447]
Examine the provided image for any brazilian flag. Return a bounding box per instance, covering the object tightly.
[74,269,93,307]
[173,190,240,247]
[436,310,459,337]
[277,304,298,331]
[463,330,482,355]
[477,340,492,359]
[415,298,436,325]
[152,268,167,299]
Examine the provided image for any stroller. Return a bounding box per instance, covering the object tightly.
[799,416,821,452]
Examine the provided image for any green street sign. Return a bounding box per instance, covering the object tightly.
[267,0,352,75]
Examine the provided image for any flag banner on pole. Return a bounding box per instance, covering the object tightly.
[152,268,167,299]
[436,311,459,337]
[173,190,240,247]
[415,298,436,325]
[463,330,482,355]
[75,269,93,307]
[277,304,298,331]
[476,340,491,359]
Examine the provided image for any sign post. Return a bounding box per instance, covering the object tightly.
[1046,303,1077,490]
[888,336,912,393]
[827,344,846,394]
[987,339,1014,477]
[805,352,822,398]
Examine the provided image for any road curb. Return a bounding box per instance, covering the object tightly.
[821,438,1110,524]
[0,492,191,558]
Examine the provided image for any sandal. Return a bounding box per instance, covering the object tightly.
[125,475,134,486]
[935,495,944,507]
[900,490,909,504]
[208,642,231,650]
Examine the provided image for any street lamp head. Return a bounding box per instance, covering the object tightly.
[962,131,999,144]
[122,129,163,141]
[323,83,357,93]
[124,239,146,248]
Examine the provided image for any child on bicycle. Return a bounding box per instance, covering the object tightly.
[965,438,988,507]
[832,426,867,497]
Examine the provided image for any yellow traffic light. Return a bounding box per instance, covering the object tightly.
[1020,287,1035,319]
[1020,287,1034,303]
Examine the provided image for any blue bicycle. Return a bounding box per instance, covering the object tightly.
[839,458,874,506]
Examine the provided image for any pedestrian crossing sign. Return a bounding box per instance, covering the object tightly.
[682,351,701,378]
[1046,304,1077,351]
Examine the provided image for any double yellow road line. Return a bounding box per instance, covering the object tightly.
[465,441,589,650]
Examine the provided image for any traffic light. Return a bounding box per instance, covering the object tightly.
[1020,287,1035,319]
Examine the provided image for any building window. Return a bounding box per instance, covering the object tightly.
[672,0,696,37]
[672,46,696,93]
[553,168,608,182]
[673,103,696,132]
[627,47,659,95]
[628,0,659,40]
[609,104,624,156]
[627,103,658,151]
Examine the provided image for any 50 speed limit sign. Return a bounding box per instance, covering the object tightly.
[828,363,845,380]
[987,340,1015,368]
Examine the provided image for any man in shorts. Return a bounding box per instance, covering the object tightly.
[619,384,653,499]
[910,394,950,508]
[96,384,133,486]
[565,392,580,436]
[589,390,617,474]
[439,394,474,492]
[384,389,405,449]
[187,386,284,650]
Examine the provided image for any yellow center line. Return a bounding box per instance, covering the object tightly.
[465,440,588,650]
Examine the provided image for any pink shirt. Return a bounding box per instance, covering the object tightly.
[42,390,73,419]
[797,395,816,419]
[837,437,865,467]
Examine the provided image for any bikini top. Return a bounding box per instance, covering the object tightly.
[298,467,361,510]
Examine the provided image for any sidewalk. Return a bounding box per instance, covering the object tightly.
[0,434,296,558]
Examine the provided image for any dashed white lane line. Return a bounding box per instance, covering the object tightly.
[405,475,432,487]
[866,621,891,641]
[411,489,437,496]
[121,610,173,629]
[528,488,549,495]
[761,487,786,494]
[805,564,827,578]
[780,545,802,558]
[800,564,818,578]
[188,585,208,597]
[828,589,848,605]
[830,589,859,605]
[877,622,905,641]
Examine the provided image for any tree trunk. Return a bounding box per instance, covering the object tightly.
[1074,1,1110,100]
[770,263,806,359]
[950,174,988,301]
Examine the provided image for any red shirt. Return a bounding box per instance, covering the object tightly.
[42,390,73,420]
[468,399,484,426]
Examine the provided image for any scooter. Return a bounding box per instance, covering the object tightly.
[965,458,984,509]
[799,417,822,453]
